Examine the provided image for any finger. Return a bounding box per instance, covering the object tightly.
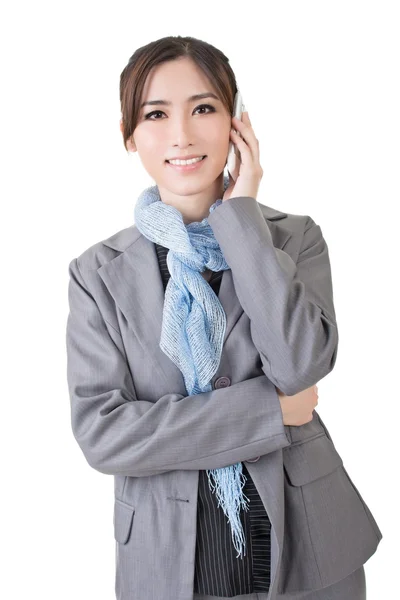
[232,115,260,162]
[242,111,252,126]
[230,129,256,167]
[230,129,251,163]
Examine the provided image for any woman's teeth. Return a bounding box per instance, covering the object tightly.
[167,156,205,165]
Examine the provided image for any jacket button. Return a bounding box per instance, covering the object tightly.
[246,456,260,462]
[214,376,231,389]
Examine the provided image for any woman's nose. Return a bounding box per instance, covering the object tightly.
[168,118,194,146]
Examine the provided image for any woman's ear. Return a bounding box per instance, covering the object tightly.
[120,118,137,153]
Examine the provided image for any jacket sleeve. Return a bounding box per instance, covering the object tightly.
[66,257,291,478]
[208,197,339,397]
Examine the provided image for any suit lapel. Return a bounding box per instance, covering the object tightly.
[97,202,291,392]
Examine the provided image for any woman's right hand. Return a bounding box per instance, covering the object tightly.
[276,385,319,426]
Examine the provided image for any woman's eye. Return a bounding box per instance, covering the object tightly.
[144,104,216,120]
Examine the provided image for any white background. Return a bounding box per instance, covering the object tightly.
[1,1,397,598]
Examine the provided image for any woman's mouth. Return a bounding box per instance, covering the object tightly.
[165,155,207,172]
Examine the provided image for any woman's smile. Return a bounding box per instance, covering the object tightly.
[165,155,207,172]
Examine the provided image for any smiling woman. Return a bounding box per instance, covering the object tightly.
[66,34,381,600]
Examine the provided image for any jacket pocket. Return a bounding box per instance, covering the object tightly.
[283,432,343,486]
[279,432,381,594]
[113,498,135,544]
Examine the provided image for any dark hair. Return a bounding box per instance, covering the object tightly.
[119,35,238,152]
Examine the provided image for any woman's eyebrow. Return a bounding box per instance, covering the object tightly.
[140,92,220,109]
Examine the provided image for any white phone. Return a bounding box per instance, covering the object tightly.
[226,90,245,180]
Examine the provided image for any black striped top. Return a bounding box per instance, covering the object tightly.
[155,243,271,596]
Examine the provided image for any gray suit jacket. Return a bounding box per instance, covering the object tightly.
[66,195,382,600]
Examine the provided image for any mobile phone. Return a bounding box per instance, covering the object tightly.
[226,90,245,180]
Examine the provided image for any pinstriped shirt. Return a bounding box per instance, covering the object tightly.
[155,243,271,597]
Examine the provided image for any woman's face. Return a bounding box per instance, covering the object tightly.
[122,57,232,201]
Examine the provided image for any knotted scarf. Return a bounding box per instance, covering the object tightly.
[134,174,250,558]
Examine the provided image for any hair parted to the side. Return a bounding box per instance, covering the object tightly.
[119,35,238,153]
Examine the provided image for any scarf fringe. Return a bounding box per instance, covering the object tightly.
[206,463,250,559]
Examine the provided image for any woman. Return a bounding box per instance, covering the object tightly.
[66,35,382,600]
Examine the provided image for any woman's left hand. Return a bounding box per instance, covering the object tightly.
[222,111,264,202]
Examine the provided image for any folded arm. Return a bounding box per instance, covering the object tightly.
[66,258,291,478]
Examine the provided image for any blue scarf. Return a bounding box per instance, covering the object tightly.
[134,174,250,559]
